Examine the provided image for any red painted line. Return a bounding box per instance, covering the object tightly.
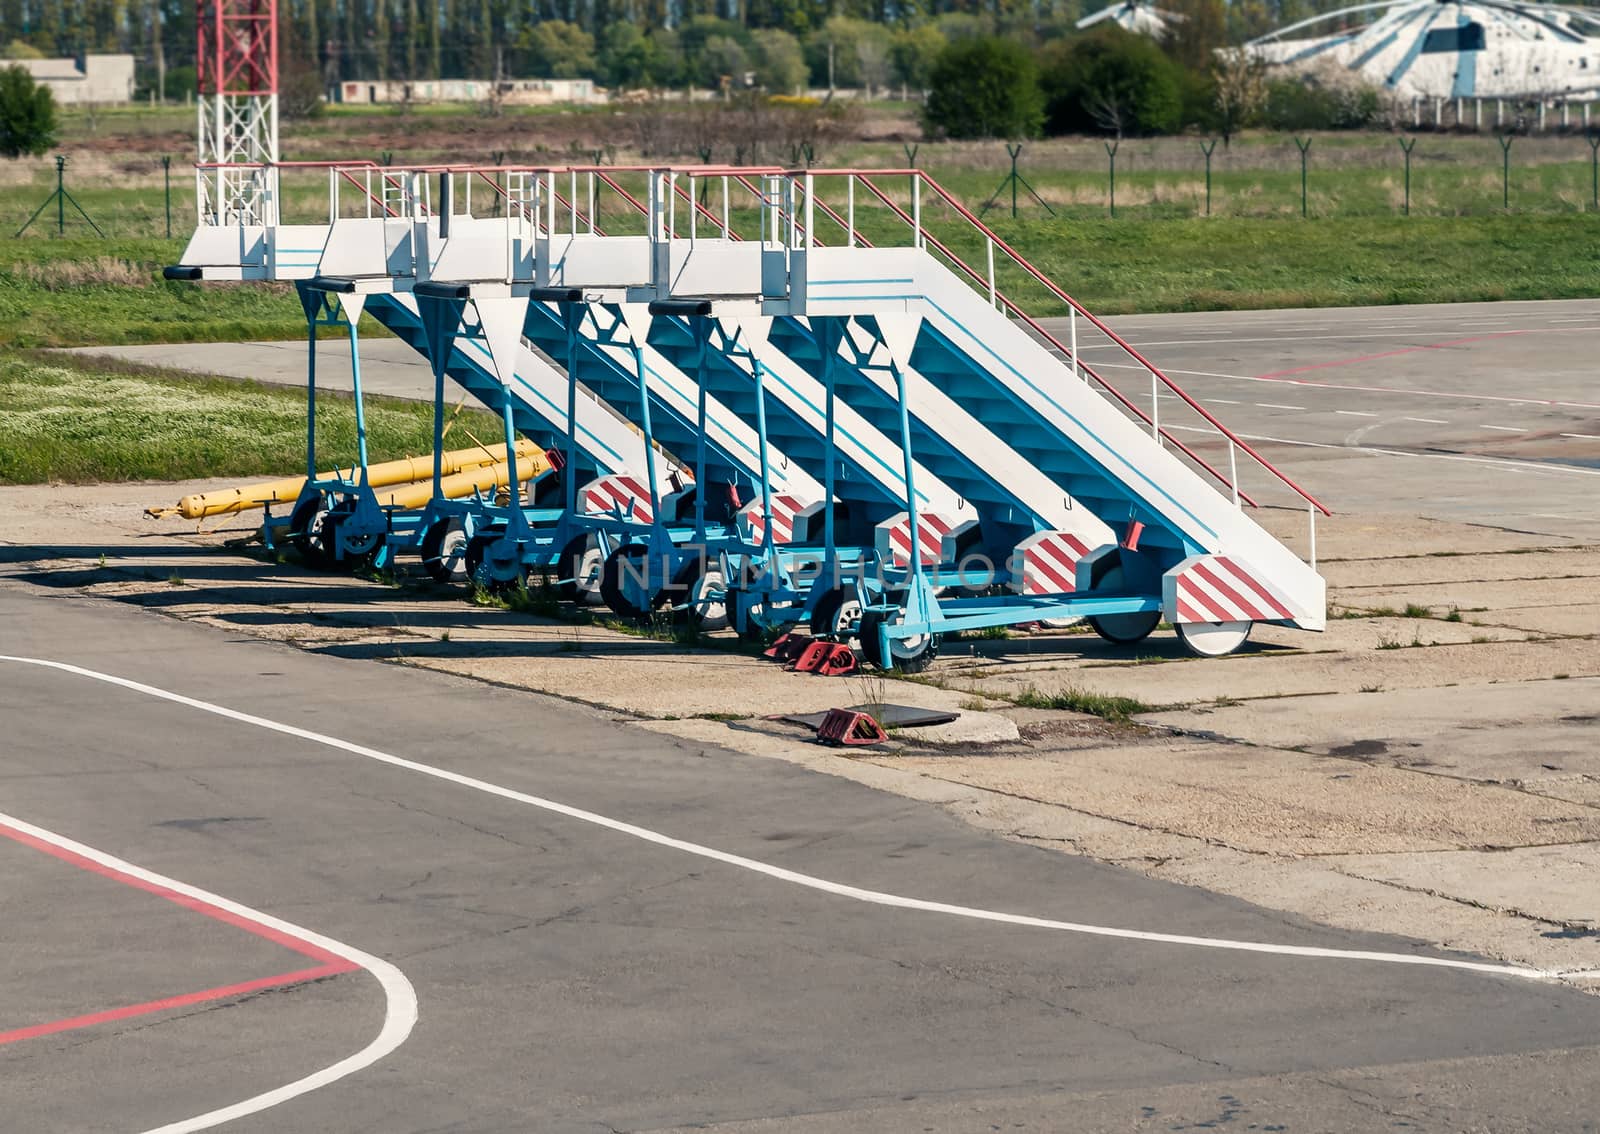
[0,819,358,1048]
[1176,597,1210,624]
[0,822,343,966]
[1217,557,1294,621]
[0,961,355,1048]
[1181,579,1234,623]
[1031,541,1080,592]
[1243,329,1600,411]
[1026,551,1074,595]
[1193,563,1259,622]
[1254,332,1531,381]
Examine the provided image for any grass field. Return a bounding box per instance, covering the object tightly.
[2,207,1592,351]
[0,351,504,484]
[3,105,1596,334]
[11,103,1600,237]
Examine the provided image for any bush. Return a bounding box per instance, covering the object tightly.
[923,36,1043,140]
[890,24,946,93]
[0,64,57,159]
[1039,27,1183,137]
[750,28,807,94]
[518,20,597,80]
[163,64,197,102]
[1262,72,1381,130]
[599,25,681,90]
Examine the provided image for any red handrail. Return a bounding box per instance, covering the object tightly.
[852,174,1258,508]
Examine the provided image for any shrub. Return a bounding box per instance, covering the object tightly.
[1262,67,1381,130]
[1039,27,1183,137]
[0,63,57,159]
[518,20,597,80]
[750,28,807,94]
[889,23,947,93]
[923,36,1044,140]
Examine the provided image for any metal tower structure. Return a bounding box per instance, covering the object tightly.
[196,0,278,225]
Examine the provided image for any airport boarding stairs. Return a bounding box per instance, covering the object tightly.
[169,163,1326,661]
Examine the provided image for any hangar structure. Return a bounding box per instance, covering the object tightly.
[1247,0,1600,101]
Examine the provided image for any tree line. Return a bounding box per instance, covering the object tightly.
[0,0,1351,98]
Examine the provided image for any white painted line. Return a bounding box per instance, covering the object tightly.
[1482,425,1524,433]
[0,805,417,1134]
[0,656,1559,983]
[1161,426,1600,478]
[1076,330,1539,349]
[1334,411,1379,418]
[1405,417,1449,425]
[1208,398,1240,405]
[1090,361,1600,412]
[1560,433,1600,440]
[1256,403,1303,411]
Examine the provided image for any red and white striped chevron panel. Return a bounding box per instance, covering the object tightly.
[1011,530,1095,596]
[580,473,653,525]
[1169,555,1295,624]
[738,494,821,546]
[874,512,975,568]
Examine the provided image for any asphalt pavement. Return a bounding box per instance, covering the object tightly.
[2,583,1599,1132]
[73,297,1600,540]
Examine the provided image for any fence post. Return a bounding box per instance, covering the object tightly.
[1294,136,1312,217]
[1105,139,1119,219]
[1398,136,1415,216]
[1199,138,1217,216]
[1498,133,1513,209]
[1589,133,1600,211]
[162,154,172,238]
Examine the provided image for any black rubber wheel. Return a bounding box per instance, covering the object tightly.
[808,586,863,647]
[288,494,332,569]
[555,533,601,604]
[420,517,470,585]
[1085,556,1161,646]
[318,499,383,572]
[599,544,665,618]
[858,607,941,675]
[463,529,523,594]
[672,555,728,632]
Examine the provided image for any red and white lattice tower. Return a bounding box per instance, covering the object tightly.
[196,0,278,225]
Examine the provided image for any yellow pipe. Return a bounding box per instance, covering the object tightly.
[148,440,545,520]
[370,457,544,510]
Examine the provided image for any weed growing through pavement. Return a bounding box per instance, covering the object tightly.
[1010,684,1155,723]
[166,571,185,586]
[1402,603,1431,618]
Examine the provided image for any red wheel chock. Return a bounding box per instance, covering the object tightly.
[764,632,814,662]
[816,707,886,746]
[792,641,859,676]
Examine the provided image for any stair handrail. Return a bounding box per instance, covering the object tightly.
[843,173,1259,509]
[833,168,1329,517]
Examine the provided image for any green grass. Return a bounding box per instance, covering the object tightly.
[8,209,1599,351]
[1009,683,1156,722]
[0,240,313,346]
[0,351,504,484]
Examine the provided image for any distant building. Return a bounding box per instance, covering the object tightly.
[1249,0,1600,101]
[333,77,603,106]
[16,54,136,104]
